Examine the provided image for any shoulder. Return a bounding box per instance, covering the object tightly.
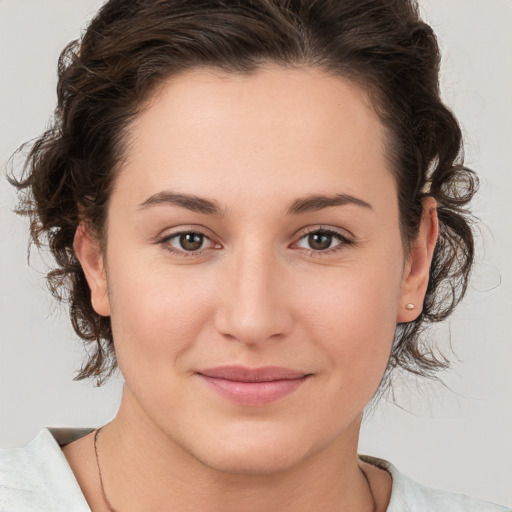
[0,428,93,512]
[360,455,510,512]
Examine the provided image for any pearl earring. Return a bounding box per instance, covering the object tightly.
[405,303,415,310]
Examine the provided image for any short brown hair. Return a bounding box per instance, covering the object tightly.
[10,0,477,387]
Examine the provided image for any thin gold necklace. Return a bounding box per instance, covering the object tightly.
[93,427,377,512]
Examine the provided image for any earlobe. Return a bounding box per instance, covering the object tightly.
[73,222,111,317]
[397,197,439,323]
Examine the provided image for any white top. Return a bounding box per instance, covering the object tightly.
[0,428,509,512]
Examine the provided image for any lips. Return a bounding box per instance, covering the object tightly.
[197,366,311,406]
[198,366,309,382]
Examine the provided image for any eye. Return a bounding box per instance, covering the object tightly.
[159,230,220,256]
[294,228,354,255]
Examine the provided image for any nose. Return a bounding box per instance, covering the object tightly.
[214,243,293,346]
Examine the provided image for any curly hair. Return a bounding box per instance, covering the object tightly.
[9,0,477,386]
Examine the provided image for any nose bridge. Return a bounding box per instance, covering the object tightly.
[214,239,291,344]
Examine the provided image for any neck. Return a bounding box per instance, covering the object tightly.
[96,388,375,512]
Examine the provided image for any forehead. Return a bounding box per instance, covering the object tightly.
[116,65,395,211]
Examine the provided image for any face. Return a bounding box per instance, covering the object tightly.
[78,65,433,474]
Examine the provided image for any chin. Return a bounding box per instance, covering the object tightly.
[180,423,314,476]
[197,446,303,476]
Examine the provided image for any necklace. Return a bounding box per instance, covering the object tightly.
[94,427,377,512]
[94,426,120,512]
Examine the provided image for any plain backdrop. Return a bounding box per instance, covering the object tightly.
[1,0,511,507]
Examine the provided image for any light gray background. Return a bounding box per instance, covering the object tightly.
[1,0,511,506]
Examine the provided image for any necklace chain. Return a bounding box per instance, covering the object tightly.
[94,426,120,512]
[94,426,376,512]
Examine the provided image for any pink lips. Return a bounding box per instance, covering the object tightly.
[197,366,311,406]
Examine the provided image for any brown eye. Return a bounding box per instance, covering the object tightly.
[158,229,221,257]
[308,232,334,251]
[295,228,353,255]
[177,232,204,251]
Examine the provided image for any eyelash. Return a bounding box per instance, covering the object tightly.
[157,226,355,258]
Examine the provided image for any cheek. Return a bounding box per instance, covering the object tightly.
[106,254,216,378]
[296,256,402,386]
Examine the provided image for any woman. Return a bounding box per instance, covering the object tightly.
[0,0,509,510]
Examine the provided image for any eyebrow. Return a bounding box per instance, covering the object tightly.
[139,191,224,215]
[286,193,373,215]
[138,191,373,215]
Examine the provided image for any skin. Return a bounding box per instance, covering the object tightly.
[66,65,438,512]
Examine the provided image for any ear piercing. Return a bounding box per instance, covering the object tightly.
[405,303,416,310]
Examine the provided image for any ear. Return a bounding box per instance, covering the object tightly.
[73,222,111,317]
[397,196,439,322]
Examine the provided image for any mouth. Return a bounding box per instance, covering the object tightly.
[197,366,312,406]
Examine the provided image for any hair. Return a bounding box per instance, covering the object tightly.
[10,0,477,388]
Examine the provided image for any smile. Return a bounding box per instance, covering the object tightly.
[197,366,312,406]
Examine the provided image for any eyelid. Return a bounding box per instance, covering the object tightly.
[293,225,354,242]
[154,224,217,242]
